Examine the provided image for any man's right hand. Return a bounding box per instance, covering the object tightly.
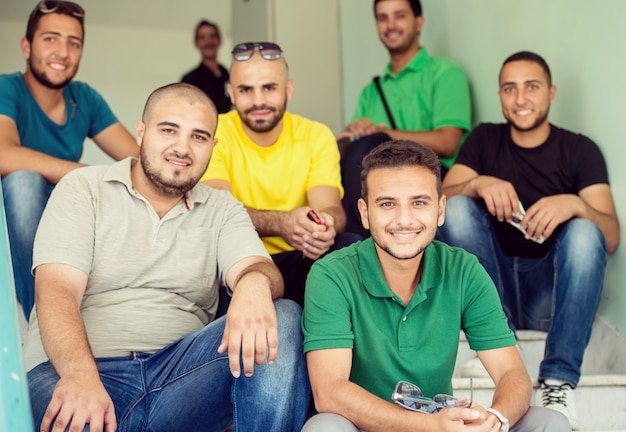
[474,176,520,223]
[41,372,116,432]
[282,207,332,259]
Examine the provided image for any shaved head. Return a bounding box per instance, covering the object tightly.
[142,83,218,133]
[227,49,293,135]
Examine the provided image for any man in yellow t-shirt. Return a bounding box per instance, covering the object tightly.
[202,42,359,306]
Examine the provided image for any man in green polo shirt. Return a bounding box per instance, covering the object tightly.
[340,0,472,238]
[302,140,570,431]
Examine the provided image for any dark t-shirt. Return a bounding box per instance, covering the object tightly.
[455,123,609,258]
[181,63,231,114]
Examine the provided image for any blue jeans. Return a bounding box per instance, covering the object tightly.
[438,196,607,388]
[2,171,52,320]
[28,299,311,432]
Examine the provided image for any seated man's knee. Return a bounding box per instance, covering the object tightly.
[559,218,606,253]
[302,413,360,432]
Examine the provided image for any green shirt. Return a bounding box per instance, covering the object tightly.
[302,239,514,399]
[352,48,472,168]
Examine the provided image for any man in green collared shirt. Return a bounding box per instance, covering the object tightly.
[302,140,570,432]
[340,0,472,238]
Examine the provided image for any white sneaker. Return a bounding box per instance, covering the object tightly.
[460,356,490,378]
[535,379,579,430]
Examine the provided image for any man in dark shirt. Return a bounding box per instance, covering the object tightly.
[438,51,620,430]
[181,20,231,114]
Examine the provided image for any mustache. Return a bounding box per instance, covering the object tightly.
[244,104,277,115]
[164,150,193,164]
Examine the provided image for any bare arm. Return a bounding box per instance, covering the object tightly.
[35,263,116,432]
[91,122,139,161]
[339,118,464,158]
[443,164,521,224]
[522,184,620,253]
[444,165,621,253]
[308,349,492,432]
[0,115,85,184]
[219,257,284,378]
[476,346,532,428]
[203,180,343,260]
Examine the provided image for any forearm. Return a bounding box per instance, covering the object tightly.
[246,207,288,237]
[37,285,98,379]
[320,204,346,233]
[314,380,430,432]
[0,146,84,184]
[490,368,532,427]
[442,175,482,199]
[233,260,284,300]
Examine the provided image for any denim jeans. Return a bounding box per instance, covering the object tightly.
[438,196,607,388]
[2,171,52,320]
[28,299,311,432]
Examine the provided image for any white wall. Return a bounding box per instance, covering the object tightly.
[339,0,626,336]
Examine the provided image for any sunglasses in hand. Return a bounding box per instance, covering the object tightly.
[392,380,472,414]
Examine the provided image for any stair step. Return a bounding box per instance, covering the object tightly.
[454,318,626,430]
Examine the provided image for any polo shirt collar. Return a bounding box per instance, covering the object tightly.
[358,237,443,301]
[103,156,212,210]
[382,46,430,79]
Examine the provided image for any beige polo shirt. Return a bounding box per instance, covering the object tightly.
[23,158,269,371]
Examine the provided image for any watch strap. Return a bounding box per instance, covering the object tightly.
[486,408,509,432]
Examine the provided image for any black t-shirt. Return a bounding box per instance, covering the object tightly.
[181,63,231,114]
[455,123,609,258]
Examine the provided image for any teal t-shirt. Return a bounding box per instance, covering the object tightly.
[0,73,117,162]
[302,239,514,400]
[352,48,472,168]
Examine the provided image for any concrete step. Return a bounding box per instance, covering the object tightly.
[454,317,626,431]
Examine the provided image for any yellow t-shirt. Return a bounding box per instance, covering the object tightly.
[201,110,343,254]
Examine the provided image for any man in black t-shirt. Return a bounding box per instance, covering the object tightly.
[181,20,231,114]
[438,51,620,430]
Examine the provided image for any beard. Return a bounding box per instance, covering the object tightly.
[29,56,76,90]
[506,108,550,133]
[239,100,287,133]
[140,144,202,198]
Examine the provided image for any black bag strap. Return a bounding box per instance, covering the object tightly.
[373,76,397,130]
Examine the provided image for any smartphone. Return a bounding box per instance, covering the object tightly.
[307,209,322,225]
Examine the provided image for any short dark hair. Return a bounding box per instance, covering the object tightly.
[501,51,552,86]
[360,140,441,199]
[194,20,221,42]
[26,1,85,43]
[374,0,422,17]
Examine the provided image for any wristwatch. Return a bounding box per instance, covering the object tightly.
[486,407,509,432]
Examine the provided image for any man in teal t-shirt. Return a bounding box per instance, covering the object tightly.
[302,140,570,431]
[0,1,138,320]
[340,0,472,238]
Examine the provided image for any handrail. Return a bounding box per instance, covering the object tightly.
[0,181,34,430]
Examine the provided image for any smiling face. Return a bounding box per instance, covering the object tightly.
[499,60,556,137]
[374,0,423,55]
[22,13,83,89]
[358,165,445,264]
[227,51,293,135]
[135,93,218,198]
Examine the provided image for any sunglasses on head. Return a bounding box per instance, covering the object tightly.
[232,42,283,61]
[37,0,85,18]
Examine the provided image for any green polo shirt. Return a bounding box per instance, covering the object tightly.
[352,48,472,168]
[302,238,514,400]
